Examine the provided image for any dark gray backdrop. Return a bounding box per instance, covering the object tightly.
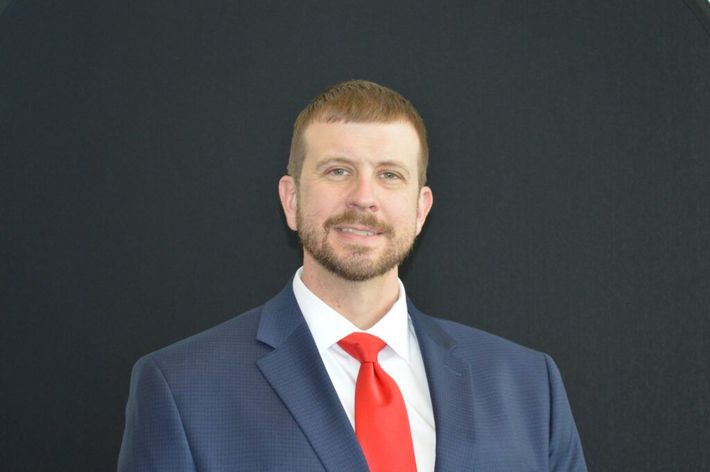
[2,1,709,470]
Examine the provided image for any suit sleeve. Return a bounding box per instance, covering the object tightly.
[544,354,588,472]
[118,356,198,472]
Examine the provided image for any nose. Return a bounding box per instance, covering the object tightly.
[346,175,378,212]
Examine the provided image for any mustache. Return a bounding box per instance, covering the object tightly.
[324,211,393,235]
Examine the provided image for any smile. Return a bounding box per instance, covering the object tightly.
[335,226,381,237]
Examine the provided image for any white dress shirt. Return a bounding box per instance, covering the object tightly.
[292,268,436,472]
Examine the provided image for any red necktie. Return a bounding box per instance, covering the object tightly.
[338,332,417,472]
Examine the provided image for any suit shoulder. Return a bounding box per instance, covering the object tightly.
[418,312,548,366]
[135,305,267,377]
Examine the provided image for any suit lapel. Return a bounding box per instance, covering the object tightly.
[255,284,368,472]
[409,302,476,471]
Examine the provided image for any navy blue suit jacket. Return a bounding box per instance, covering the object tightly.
[118,283,587,471]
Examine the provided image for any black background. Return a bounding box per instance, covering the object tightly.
[2,1,709,470]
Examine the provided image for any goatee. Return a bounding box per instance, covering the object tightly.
[297,209,416,282]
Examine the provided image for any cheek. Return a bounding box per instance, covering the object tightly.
[299,195,335,222]
[386,199,420,225]
[303,185,350,216]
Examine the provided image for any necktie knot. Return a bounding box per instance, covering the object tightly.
[338,332,386,364]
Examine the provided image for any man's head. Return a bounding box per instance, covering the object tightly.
[279,80,433,282]
[288,80,429,188]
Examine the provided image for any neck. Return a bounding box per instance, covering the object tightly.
[300,255,400,330]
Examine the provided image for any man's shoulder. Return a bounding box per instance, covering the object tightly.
[413,309,549,369]
[133,304,267,379]
[432,314,538,352]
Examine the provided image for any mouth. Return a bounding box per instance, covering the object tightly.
[333,225,382,237]
[324,211,392,239]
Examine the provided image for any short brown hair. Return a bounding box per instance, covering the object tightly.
[288,80,429,187]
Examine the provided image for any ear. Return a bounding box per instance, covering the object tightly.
[278,175,298,231]
[415,186,433,236]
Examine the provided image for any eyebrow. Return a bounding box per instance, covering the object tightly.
[315,157,412,177]
[314,157,354,171]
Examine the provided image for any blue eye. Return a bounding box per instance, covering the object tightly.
[381,171,400,180]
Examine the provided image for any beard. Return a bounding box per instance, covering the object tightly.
[297,208,417,282]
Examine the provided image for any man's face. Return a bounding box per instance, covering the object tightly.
[279,121,433,281]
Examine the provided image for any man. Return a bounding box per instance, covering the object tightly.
[118,80,587,471]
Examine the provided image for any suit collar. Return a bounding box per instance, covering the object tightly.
[255,280,304,348]
[256,283,369,472]
[408,300,477,471]
[255,284,476,472]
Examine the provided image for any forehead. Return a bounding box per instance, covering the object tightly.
[301,121,421,167]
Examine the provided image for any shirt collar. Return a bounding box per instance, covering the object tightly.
[292,267,411,363]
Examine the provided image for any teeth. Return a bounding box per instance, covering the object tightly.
[340,227,376,236]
